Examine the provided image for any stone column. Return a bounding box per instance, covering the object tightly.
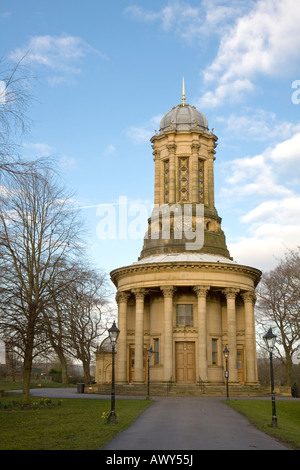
[115,291,130,383]
[224,288,239,383]
[132,288,147,383]
[193,285,210,382]
[160,286,176,382]
[242,291,258,384]
[167,142,176,204]
[207,151,215,210]
[153,149,160,205]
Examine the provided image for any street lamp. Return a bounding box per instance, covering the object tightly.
[223,346,229,401]
[263,327,278,428]
[147,346,153,398]
[108,321,120,424]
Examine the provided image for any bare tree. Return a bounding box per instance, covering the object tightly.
[41,260,109,385]
[65,266,110,384]
[0,169,84,402]
[0,55,37,182]
[256,247,300,387]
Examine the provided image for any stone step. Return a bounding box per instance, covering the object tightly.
[91,383,271,397]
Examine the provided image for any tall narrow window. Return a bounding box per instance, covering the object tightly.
[164,160,169,203]
[154,338,159,364]
[212,339,218,365]
[198,159,204,203]
[176,304,193,327]
[178,157,189,202]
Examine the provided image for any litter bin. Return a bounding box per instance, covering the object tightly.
[77,383,85,393]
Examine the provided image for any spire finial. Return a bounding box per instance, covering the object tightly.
[182,77,185,106]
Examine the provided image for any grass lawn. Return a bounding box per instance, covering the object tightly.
[0,380,76,390]
[226,399,300,450]
[0,392,152,450]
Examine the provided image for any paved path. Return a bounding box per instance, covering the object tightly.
[104,396,290,451]
[15,388,292,451]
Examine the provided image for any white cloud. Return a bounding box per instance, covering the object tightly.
[58,155,78,169]
[104,144,116,155]
[126,115,162,144]
[222,129,300,271]
[125,1,252,41]
[228,228,299,271]
[10,34,105,85]
[217,109,300,142]
[241,196,300,225]
[269,132,300,166]
[23,142,55,156]
[199,79,254,108]
[220,152,292,200]
[23,142,77,168]
[200,0,300,106]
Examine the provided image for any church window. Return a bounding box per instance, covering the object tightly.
[154,338,159,364]
[212,339,218,365]
[198,159,204,203]
[164,160,169,203]
[178,157,189,202]
[176,304,193,327]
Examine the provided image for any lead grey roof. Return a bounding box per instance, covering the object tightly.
[133,253,237,265]
[159,103,209,133]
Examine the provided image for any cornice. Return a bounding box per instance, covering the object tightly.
[110,260,262,286]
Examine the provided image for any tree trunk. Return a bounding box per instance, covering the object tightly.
[22,343,34,404]
[56,351,70,385]
[83,361,91,384]
[22,312,36,404]
[285,356,293,388]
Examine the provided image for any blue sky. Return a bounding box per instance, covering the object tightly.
[1,0,300,280]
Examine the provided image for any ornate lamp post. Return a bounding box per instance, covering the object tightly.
[223,346,229,401]
[147,346,153,398]
[108,321,120,424]
[263,327,278,428]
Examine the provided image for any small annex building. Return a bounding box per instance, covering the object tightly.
[96,85,261,393]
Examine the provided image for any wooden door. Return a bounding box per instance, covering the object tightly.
[237,349,244,383]
[176,342,196,383]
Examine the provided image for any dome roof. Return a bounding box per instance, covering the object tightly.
[159,103,209,134]
[98,336,117,353]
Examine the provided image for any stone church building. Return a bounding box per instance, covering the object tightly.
[96,87,261,393]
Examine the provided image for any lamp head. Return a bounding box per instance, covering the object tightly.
[147,346,154,358]
[108,321,120,345]
[223,346,229,358]
[263,328,277,351]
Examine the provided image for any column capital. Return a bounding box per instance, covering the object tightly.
[116,291,131,304]
[241,290,256,304]
[223,287,240,299]
[160,285,176,297]
[167,142,176,154]
[131,288,147,300]
[191,142,201,153]
[152,149,160,161]
[193,285,210,298]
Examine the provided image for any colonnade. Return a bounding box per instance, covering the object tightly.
[115,285,257,385]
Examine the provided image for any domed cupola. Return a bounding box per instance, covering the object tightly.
[159,79,209,134]
[159,103,209,133]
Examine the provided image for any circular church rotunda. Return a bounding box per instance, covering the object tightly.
[96,82,262,394]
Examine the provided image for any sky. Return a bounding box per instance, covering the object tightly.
[1,0,300,288]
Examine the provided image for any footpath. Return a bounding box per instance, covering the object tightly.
[24,388,293,451]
